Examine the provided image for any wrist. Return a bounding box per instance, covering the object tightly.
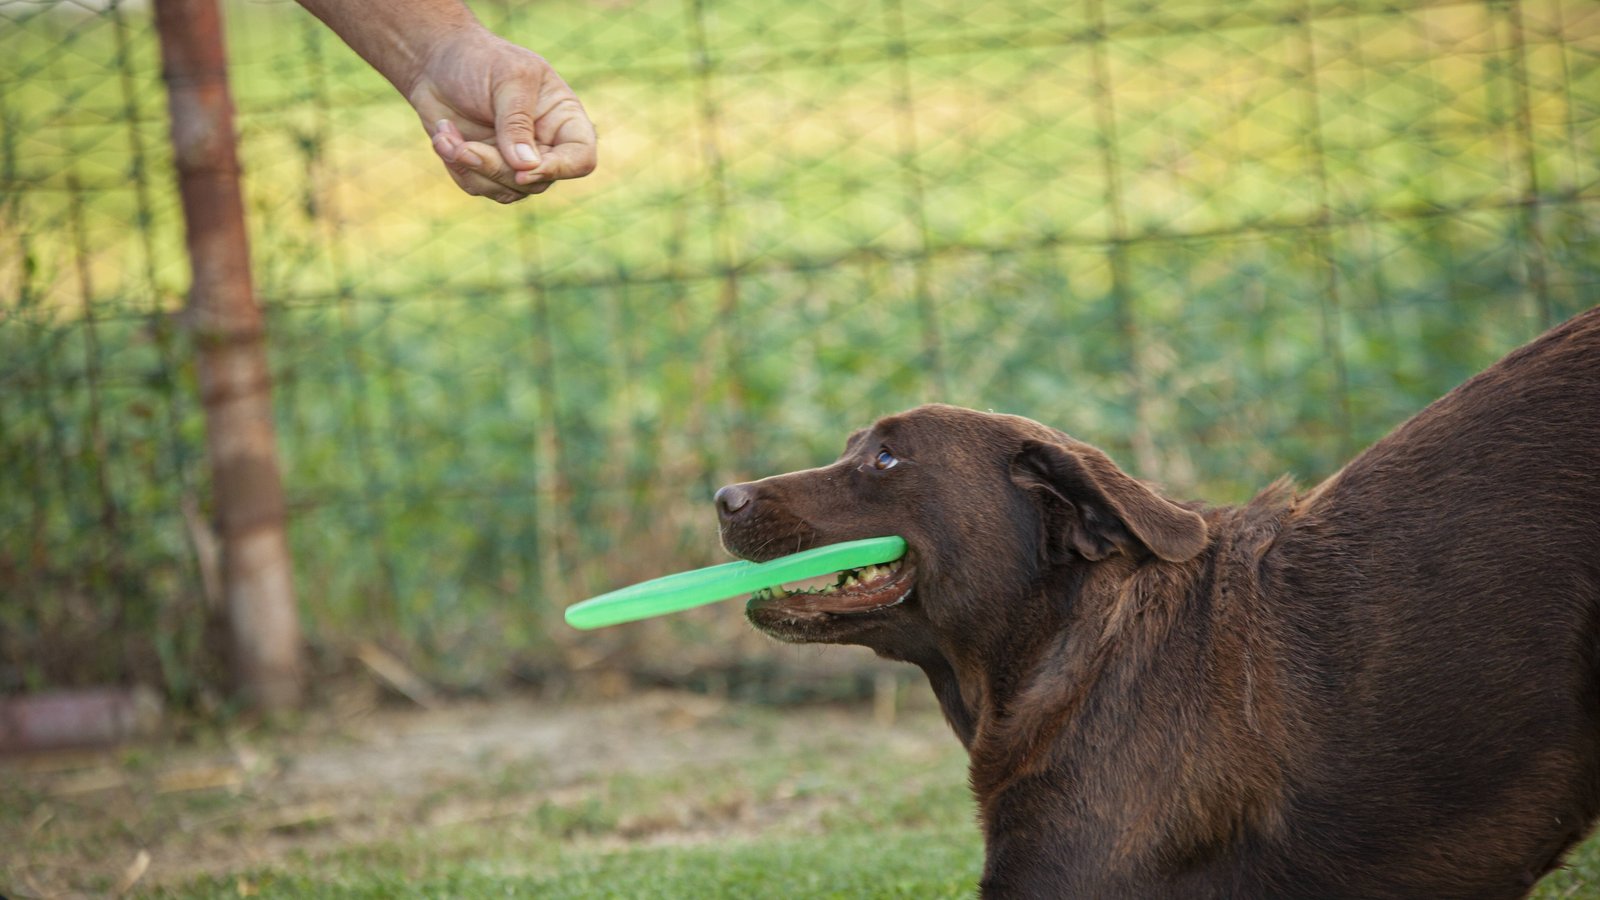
[394,18,486,98]
[297,0,485,97]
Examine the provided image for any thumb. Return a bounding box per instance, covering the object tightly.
[493,79,542,172]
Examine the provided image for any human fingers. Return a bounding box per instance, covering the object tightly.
[432,127,536,204]
[492,75,543,175]
[516,138,596,187]
[457,142,541,203]
[431,119,483,167]
[501,96,594,186]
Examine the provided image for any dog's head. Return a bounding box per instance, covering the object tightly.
[718,404,1208,663]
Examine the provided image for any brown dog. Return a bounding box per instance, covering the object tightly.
[716,307,1600,899]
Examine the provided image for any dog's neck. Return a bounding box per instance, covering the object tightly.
[962,558,1147,801]
[912,565,1088,756]
[922,505,1298,875]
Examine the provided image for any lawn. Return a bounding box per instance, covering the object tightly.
[6,690,1600,898]
[3,691,980,897]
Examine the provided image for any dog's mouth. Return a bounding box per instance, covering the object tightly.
[745,555,916,618]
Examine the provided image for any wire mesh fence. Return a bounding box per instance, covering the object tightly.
[3,0,1597,699]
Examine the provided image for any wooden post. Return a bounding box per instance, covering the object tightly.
[155,0,303,710]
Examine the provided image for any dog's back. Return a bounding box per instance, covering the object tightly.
[1263,307,1600,896]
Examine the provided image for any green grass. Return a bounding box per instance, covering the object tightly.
[135,771,1600,899]
[157,826,982,899]
[142,825,1600,899]
[11,696,1600,898]
[2,699,980,897]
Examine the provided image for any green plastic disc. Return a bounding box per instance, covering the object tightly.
[564,536,908,630]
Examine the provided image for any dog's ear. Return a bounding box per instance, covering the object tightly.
[1011,439,1208,563]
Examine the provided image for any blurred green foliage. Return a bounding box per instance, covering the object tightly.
[1,0,1596,699]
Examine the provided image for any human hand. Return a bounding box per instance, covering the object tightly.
[407,28,596,204]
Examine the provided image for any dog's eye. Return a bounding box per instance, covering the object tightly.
[873,448,899,470]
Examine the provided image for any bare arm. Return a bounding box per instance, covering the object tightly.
[297,0,596,202]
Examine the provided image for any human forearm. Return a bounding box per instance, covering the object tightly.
[295,0,482,95]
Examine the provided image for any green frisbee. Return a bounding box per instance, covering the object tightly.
[564,536,908,630]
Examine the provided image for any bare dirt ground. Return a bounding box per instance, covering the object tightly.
[1,687,958,897]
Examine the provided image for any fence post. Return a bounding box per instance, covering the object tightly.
[155,0,303,710]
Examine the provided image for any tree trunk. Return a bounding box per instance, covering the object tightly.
[155,0,303,710]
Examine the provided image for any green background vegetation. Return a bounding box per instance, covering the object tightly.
[4,0,1594,698]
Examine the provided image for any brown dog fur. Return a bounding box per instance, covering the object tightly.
[718,307,1600,898]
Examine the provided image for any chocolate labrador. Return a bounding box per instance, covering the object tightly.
[715,306,1600,898]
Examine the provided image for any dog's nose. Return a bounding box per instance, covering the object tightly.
[715,483,754,521]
